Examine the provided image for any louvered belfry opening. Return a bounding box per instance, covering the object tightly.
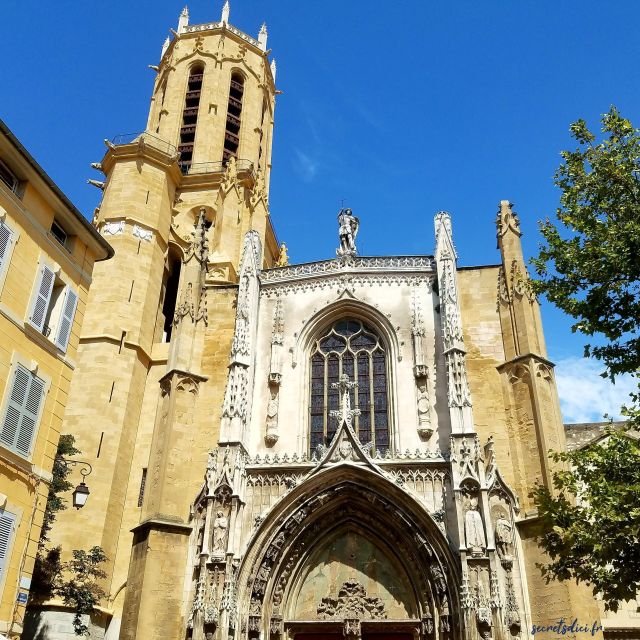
[178,64,204,173]
[223,73,244,163]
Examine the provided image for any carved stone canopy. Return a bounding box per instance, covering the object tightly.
[317,580,387,620]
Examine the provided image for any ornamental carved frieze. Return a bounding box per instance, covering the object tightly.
[317,580,387,620]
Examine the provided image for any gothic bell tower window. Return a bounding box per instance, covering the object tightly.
[178,64,204,173]
[223,72,244,163]
[309,319,389,455]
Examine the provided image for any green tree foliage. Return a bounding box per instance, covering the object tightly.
[56,547,107,636]
[38,434,79,549]
[532,432,640,611]
[531,107,640,380]
[531,107,640,610]
[29,436,107,636]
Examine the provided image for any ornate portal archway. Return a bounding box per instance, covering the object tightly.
[237,463,461,640]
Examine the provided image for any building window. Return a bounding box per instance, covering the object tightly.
[178,65,204,173]
[0,221,16,292]
[0,510,16,583]
[309,319,390,455]
[50,220,68,247]
[29,264,78,352]
[0,160,18,194]
[0,364,45,457]
[223,73,244,164]
[138,468,148,507]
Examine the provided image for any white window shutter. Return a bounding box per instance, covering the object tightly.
[0,511,15,581]
[0,223,13,272]
[1,365,45,456]
[16,374,45,455]
[0,366,29,449]
[54,286,78,351]
[30,265,55,332]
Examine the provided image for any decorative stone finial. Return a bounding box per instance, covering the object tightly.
[275,242,289,267]
[258,23,268,50]
[178,6,189,34]
[270,58,277,82]
[329,374,361,428]
[221,0,230,24]
[336,208,359,258]
[161,35,171,58]
[496,200,521,238]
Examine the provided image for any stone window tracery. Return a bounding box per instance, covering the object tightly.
[309,319,389,454]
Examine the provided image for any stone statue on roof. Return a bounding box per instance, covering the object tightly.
[337,208,359,257]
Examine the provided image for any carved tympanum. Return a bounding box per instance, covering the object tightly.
[317,580,387,620]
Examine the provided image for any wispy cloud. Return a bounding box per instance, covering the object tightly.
[555,357,637,424]
[293,148,319,182]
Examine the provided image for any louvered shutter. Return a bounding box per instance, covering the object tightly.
[1,365,44,456]
[16,373,45,455]
[0,511,15,582]
[54,286,78,351]
[0,222,13,272]
[0,366,29,449]
[30,265,55,331]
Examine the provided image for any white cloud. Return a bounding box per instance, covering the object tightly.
[293,148,318,182]
[554,357,637,424]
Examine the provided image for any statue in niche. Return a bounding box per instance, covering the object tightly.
[495,510,514,564]
[336,208,360,257]
[464,496,486,557]
[417,381,433,438]
[212,510,229,557]
[265,388,279,438]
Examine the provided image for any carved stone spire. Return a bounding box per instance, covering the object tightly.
[220,231,262,443]
[221,0,230,24]
[258,22,268,50]
[161,35,171,58]
[434,211,473,433]
[178,6,189,34]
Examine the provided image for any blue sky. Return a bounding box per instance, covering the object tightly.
[2,1,638,422]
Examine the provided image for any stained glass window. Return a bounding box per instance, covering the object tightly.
[309,319,389,454]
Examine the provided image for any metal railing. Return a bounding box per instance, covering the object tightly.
[180,159,254,176]
[111,132,177,157]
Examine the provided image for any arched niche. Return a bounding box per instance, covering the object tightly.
[287,524,417,621]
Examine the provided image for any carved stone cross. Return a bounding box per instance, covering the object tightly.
[330,374,361,428]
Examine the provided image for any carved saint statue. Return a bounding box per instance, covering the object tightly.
[212,509,229,556]
[265,388,279,445]
[417,382,433,438]
[336,208,360,257]
[495,511,514,562]
[464,496,486,556]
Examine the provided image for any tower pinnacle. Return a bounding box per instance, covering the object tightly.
[178,6,189,34]
[258,22,268,50]
[221,0,230,24]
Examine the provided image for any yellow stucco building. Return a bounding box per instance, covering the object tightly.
[0,119,112,638]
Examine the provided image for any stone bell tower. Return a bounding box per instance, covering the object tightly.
[33,4,281,640]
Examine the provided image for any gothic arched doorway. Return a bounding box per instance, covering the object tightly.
[237,465,460,640]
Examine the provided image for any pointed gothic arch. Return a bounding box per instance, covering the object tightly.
[237,464,461,640]
[291,299,402,454]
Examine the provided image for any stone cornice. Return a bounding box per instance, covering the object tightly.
[260,256,435,287]
[496,352,555,372]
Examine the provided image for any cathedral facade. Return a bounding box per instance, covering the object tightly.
[27,4,603,640]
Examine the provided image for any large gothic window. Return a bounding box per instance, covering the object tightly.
[310,319,389,454]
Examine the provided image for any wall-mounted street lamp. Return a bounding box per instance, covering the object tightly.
[59,459,93,509]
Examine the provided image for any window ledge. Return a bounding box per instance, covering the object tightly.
[19,319,76,370]
[0,442,33,476]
